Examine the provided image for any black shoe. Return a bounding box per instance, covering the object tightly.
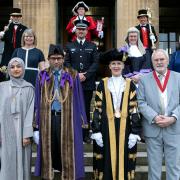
[83,136,91,144]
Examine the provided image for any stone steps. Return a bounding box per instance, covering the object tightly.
[31,142,166,180]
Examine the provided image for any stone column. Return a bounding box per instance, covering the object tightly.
[116,0,159,48]
[13,0,57,57]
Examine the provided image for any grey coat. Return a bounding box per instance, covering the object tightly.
[0,80,34,180]
[137,71,180,137]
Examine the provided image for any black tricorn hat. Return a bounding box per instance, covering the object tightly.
[48,44,64,57]
[72,1,89,14]
[10,8,22,16]
[137,9,148,18]
[74,19,90,28]
[100,48,126,65]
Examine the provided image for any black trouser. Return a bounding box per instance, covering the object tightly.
[51,113,62,171]
[83,90,93,138]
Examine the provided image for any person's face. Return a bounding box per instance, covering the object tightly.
[77,7,85,16]
[128,32,138,45]
[138,16,148,25]
[48,54,64,70]
[152,51,169,75]
[109,61,124,77]
[11,15,21,24]
[75,28,88,39]
[24,33,35,46]
[9,61,23,78]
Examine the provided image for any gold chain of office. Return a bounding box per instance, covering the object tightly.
[44,80,69,104]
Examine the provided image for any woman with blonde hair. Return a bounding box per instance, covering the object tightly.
[12,28,45,86]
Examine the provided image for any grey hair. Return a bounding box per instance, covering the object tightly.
[125,27,146,55]
[152,49,169,61]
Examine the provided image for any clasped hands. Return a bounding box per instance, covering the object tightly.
[153,115,176,128]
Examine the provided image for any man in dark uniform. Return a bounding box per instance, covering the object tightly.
[65,19,99,143]
[135,9,158,68]
[0,8,27,66]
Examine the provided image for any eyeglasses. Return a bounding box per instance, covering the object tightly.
[49,57,64,61]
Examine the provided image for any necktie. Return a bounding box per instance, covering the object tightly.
[13,26,17,48]
[80,40,83,46]
[52,71,61,112]
[158,74,165,115]
[54,71,59,89]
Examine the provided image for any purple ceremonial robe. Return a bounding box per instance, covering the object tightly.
[34,69,87,179]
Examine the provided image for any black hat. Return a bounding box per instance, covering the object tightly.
[10,8,22,16]
[74,19,89,29]
[48,44,64,57]
[137,9,148,18]
[100,49,126,65]
[72,1,89,14]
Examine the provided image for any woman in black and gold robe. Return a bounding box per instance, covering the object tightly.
[91,49,141,180]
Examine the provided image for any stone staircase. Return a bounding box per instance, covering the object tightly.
[31,142,166,180]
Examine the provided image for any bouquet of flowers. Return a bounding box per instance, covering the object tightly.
[0,66,8,82]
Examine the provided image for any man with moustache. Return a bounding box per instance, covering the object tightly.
[137,49,180,180]
[34,44,87,180]
[0,8,27,66]
[135,9,158,69]
[65,19,99,143]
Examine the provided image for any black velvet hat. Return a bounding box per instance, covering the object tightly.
[10,8,22,16]
[99,48,126,65]
[48,44,64,57]
[74,19,90,28]
[72,1,89,14]
[137,9,148,18]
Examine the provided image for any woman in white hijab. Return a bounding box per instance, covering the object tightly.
[0,57,34,180]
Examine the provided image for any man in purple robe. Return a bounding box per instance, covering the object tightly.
[33,44,87,179]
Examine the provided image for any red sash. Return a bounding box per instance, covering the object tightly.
[153,70,170,93]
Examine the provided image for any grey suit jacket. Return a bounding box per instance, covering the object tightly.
[137,70,180,137]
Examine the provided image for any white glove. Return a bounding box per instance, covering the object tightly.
[33,131,39,145]
[128,133,141,149]
[91,132,104,147]
[72,26,76,33]
[98,31,104,39]
[150,34,156,42]
[0,31,5,38]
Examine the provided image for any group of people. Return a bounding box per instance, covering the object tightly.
[0,2,180,180]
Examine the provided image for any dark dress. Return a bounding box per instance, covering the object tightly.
[12,47,45,86]
[92,77,141,180]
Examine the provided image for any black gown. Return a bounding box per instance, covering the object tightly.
[92,77,141,180]
[12,47,45,86]
[123,55,151,78]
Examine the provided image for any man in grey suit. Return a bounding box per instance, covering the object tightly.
[137,49,180,180]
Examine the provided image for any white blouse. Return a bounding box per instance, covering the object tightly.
[108,75,126,111]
